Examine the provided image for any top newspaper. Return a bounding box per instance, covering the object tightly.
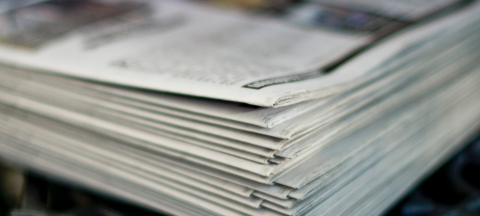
[0,0,465,107]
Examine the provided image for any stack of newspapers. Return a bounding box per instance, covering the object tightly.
[1,0,480,215]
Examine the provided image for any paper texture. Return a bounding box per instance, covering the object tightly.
[0,0,392,107]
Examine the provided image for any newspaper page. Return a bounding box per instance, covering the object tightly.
[0,0,427,107]
[1,12,478,155]
[0,0,474,108]
[0,65,331,129]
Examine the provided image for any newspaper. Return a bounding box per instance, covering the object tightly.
[0,64,332,129]
[0,19,475,179]
[0,20,475,153]
[0,146,229,216]
[258,61,480,215]
[0,6,478,183]
[0,133,279,216]
[275,26,480,158]
[0,96,279,175]
[273,50,480,189]
[0,0,464,107]
[0,1,479,215]
[2,48,479,216]
[0,102,294,197]
[304,80,480,216]
[0,67,332,130]
[0,123,264,207]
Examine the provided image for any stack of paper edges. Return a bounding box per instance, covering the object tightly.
[1,0,480,215]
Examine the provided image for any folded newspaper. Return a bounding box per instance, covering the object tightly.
[0,0,480,215]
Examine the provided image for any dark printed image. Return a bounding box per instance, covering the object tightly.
[0,0,144,49]
[283,3,409,36]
